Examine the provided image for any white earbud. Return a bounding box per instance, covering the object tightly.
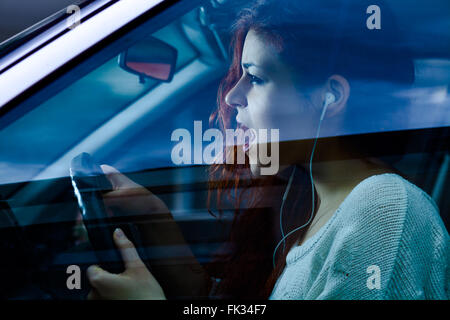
[320,92,336,121]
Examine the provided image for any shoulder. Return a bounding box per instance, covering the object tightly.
[335,172,445,253]
[346,173,449,299]
[339,173,440,230]
[329,173,448,298]
[331,173,413,257]
[307,173,448,299]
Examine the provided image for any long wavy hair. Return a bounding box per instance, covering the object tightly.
[205,0,414,299]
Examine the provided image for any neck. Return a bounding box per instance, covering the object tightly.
[311,157,393,208]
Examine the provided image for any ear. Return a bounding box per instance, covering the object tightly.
[323,74,350,118]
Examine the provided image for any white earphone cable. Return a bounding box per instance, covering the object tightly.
[272,95,331,268]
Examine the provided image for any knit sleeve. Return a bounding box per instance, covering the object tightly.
[311,174,432,299]
[385,181,449,299]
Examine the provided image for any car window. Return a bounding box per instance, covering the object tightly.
[0,11,204,185]
[0,0,448,300]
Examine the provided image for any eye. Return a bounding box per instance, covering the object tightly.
[247,72,264,85]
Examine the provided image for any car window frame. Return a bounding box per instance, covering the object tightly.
[0,0,207,128]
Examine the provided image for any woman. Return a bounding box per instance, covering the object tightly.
[86,0,449,299]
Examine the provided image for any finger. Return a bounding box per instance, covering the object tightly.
[113,228,145,270]
[87,289,102,300]
[87,265,123,295]
[102,187,150,200]
[100,164,126,190]
[100,164,120,175]
[101,165,141,190]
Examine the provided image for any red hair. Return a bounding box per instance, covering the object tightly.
[206,10,318,299]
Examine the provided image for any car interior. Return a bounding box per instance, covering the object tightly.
[0,0,448,299]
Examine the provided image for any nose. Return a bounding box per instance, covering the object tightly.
[225,77,247,109]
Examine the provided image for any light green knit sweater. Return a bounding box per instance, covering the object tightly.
[269,173,449,299]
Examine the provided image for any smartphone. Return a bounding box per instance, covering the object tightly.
[70,152,150,273]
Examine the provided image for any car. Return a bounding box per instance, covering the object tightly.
[0,0,448,300]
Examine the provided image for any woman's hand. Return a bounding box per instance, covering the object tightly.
[91,164,212,298]
[98,164,192,247]
[100,164,170,217]
[87,228,166,300]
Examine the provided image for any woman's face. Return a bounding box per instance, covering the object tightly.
[225,29,322,175]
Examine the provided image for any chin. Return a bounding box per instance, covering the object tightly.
[250,163,262,177]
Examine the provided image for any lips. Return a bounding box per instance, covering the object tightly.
[238,123,256,153]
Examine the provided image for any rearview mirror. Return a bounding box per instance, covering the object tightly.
[119,36,178,83]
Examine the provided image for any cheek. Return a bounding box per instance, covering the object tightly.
[247,86,287,129]
[248,86,316,140]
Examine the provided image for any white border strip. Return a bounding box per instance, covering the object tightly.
[0,0,163,107]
